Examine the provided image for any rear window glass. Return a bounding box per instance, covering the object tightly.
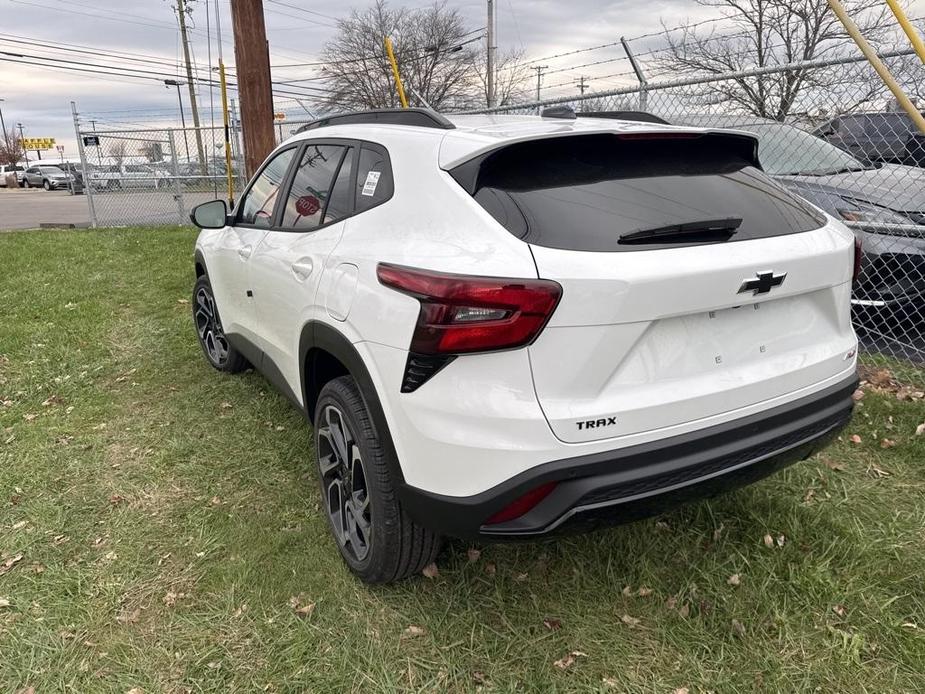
[355,144,393,213]
[459,134,824,252]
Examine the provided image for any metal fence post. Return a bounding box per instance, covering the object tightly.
[168,129,186,225]
[621,37,648,111]
[71,101,98,228]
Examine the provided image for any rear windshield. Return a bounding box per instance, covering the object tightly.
[455,134,825,252]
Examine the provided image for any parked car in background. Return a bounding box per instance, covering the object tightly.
[22,164,74,190]
[89,163,167,190]
[677,115,925,323]
[56,162,86,194]
[0,163,26,187]
[814,111,925,167]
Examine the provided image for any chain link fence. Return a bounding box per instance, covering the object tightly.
[460,48,925,378]
[73,124,247,227]
[72,49,925,377]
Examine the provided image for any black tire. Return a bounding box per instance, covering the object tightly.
[192,276,248,373]
[22,179,30,189]
[42,179,51,191]
[314,376,441,583]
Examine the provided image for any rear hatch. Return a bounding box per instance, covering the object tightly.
[452,130,857,443]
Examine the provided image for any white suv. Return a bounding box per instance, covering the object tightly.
[191,109,859,583]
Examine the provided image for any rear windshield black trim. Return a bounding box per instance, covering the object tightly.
[448,131,762,195]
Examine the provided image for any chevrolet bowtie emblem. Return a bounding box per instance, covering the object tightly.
[738,271,787,295]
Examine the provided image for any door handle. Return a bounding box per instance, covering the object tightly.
[237,245,252,260]
[291,258,314,280]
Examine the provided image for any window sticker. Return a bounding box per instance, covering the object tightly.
[361,170,381,197]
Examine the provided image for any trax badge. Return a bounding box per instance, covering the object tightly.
[738,270,787,295]
[577,417,617,431]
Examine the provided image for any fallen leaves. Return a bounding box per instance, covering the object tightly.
[466,548,481,563]
[402,625,425,639]
[543,617,562,631]
[849,434,862,444]
[288,595,315,617]
[11,520,27,531]
[421,562,439,579]
[727,573,742,587]
[0,554,24,576]
[0,597,10,608]
[832,604,847,618]
[620,614,641,628]
[41,394,63,407]
[880,438,896,449]
[823,458,846,472]
[553,650,587,670]
[731,619,747,638]
[915,421,925,437]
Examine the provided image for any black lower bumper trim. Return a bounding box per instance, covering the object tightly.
[397,374,857,539]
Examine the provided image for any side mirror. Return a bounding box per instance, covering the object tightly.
[190,199,229,229]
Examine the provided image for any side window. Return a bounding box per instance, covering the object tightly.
[237,148,296,227]
[280,144,346,230]
[355,144,394,213]
[323,146,355,224]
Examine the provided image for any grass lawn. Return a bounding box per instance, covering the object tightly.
[1,226,924,693]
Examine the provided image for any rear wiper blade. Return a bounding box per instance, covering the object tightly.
[618,217,743,245]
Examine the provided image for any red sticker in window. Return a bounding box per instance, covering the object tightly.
[295,195,320,217]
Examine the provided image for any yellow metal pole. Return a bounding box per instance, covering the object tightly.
[219,59,235,207]
[384,36,409,108]
[827,0,925,134]
[885,0,925,65]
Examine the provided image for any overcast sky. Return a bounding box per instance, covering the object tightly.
[1,0,923,159]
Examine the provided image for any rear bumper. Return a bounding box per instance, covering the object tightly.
[398,373,857,539]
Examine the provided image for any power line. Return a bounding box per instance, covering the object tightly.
[265,0,342,23]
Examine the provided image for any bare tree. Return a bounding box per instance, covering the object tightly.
[320,0,477,111]
[467,47,532,107]
[111,142,129,167]
[0,130,25,167]
[655,0,893,120]
[140,142,165,163]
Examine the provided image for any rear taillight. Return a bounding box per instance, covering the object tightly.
[853,235,863,284]
[377,263,562,355]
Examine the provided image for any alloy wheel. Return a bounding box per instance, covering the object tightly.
[194,285,230,366]
[317,405,372,562]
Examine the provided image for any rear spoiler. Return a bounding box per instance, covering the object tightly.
[448,130,762,195]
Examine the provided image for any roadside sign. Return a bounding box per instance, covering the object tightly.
[56,145,65,153]
[22,137,56,150]
[274,112,286,120]
[83,135,100,147]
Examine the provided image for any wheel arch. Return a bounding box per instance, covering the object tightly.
[300,321,405,485]
[194,249,208,279]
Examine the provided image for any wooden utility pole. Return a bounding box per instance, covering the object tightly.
[175,0,207,173]
[230,0,276,177]
[576,76,590,95]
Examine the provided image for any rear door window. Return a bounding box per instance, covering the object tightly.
[279,143,347,230]
[456,134,824,252]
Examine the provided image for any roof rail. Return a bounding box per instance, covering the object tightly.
[295,108,456,133]
[576,110,671,125]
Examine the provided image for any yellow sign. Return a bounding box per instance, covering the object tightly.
[22,137,56,150]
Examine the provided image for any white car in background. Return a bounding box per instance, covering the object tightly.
[190,108,860,583]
